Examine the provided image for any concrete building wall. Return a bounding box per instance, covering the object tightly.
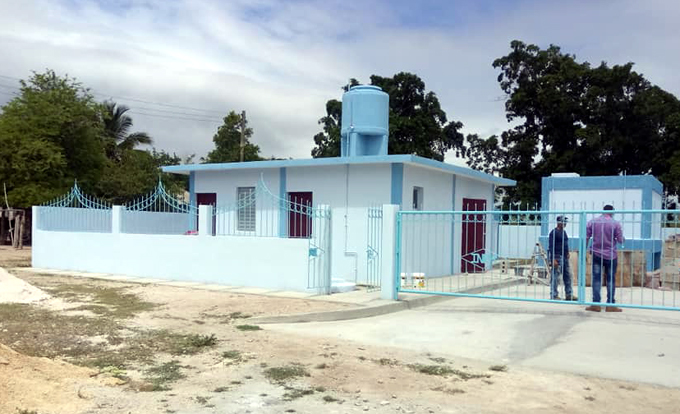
[287,164,391,283]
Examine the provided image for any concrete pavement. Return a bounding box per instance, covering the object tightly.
[268,297,680,388]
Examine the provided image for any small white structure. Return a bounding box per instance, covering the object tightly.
[542,173,664,270]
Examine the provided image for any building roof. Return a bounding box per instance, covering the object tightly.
[162,154,516,186]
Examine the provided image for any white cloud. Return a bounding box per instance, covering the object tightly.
[0,0,678,163]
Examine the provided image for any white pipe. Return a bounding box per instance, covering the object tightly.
[344,163,358,282]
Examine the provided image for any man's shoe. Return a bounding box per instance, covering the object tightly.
[585,305,601,312]
[551,296,561,301]
[605,306,622,312]
[566,296,578,301]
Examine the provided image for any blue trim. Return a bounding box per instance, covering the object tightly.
[162,154,516,187]
[391,163,404,207]
[642,186,652,239]
[398,289,680,312]
[279,167,287,237]
[189,172,196,206]
[189,172,196,231]
[541,177,550,237]
[450,175,457,274]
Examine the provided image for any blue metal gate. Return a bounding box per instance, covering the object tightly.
[395,208,680,311]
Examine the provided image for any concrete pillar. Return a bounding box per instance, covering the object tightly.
[112,206,124,234]
[381,204,400,300]
[198,205,213,236]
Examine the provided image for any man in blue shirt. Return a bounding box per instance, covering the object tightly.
[548,216,575,301]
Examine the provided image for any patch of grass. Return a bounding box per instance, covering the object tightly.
[229,312,252,319]
[213,387,229,393]
[322,395,340,403]
[244,375,252,379]
[429,357,447,364]
[432,386,465,395]
[357,356,366,361]
[282,388,315,401]
[314,386,327,392]
[263,365,310,383]
[142,360,186,391]
[195,396,211,405]
[236,324,262,331]
[374,358,400,366]
[585,396,596,402]
[100,365,129,380]
[230,381,242,385]
[42,284,156,319]
[16,410,39,414]
[619,385,636,391]
[408,364,454,376]
[315,363,329,369]
[408,364,490,380]
[222,350,242,360]
[489,364,508,372]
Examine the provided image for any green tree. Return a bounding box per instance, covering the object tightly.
[311,74,465,161]
[466,40,680,204]
[0,70,106,207]
[204,111,261,163]
[103,101,153,160]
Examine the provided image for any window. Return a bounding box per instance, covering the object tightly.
[413,186,424,211]
[237,187,256,231]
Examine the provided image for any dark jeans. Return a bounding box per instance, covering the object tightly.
[592,255,618,303]
[550,256,573,299]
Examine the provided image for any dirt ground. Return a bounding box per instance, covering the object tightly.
[0,256,679,413]
[0,245,31,268]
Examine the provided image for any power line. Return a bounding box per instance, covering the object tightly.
[129,110,222,123]
[93,92,225,115]
[0,72,225,116]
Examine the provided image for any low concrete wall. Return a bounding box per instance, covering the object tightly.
[31,229,312,292]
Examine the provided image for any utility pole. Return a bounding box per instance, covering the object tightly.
[240,110,246,162]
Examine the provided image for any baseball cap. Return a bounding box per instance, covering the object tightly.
[604,205,614,211]
[556,216,568,223]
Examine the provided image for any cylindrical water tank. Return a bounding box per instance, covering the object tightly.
[341,85,389,138]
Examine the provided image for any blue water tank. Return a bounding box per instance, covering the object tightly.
[340,85,389,157]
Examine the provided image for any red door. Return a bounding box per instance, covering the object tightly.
[461,198,487,273]
[196,193,216,235]
[288,192,312,238]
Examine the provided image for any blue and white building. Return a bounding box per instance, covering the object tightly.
[163,85,515,284]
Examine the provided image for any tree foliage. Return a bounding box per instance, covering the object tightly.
[103,101,153,160]
[0,70,106,207]
[312,73,465,161]
[466,40,680,204]
[204,111,261,163]
[0,70,188,208]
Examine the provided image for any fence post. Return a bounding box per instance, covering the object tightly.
[112,206,124,234]
[578,211,587,303]
[381,204,399,300]
[198,205,213,236]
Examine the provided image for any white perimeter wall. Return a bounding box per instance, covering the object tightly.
[32,229,312,292]
[121,210,192,235]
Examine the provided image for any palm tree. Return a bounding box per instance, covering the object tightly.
[103,101,153,159]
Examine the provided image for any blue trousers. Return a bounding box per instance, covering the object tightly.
[550,256,573,299]
[592,255,618,303]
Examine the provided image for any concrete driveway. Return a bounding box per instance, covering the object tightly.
[268,297,680,388]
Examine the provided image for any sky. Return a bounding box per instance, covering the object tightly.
[0,0,679,165]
